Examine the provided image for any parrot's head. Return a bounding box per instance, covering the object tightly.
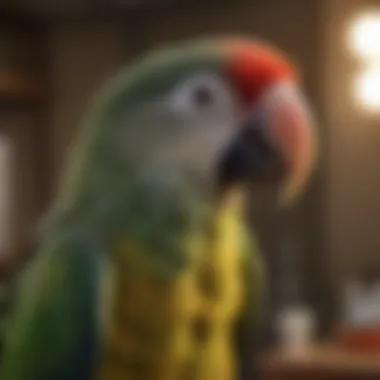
[83,37,317,206]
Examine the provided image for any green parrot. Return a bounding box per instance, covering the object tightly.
[0,37,317,380]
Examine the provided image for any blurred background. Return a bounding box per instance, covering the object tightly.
[2,0,380,378]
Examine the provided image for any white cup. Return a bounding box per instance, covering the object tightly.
[276,306,316,355]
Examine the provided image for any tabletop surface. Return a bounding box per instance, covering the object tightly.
[260,344,380,374]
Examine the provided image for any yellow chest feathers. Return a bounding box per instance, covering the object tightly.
[97,208,245,380]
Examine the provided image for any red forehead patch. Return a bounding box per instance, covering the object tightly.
[225,41,298,107]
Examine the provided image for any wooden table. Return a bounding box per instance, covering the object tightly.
[260,344,380,379]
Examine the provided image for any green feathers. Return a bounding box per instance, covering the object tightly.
[0,230,102,380]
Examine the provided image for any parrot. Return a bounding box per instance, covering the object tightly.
[0,36,317,380]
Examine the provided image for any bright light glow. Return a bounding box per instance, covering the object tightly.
[349,12,380,59]
[354,65,380,112]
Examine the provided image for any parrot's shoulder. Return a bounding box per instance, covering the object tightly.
[28,227,102,275]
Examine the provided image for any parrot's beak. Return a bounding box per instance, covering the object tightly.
[217,122,284,191]
[218,81,317,204]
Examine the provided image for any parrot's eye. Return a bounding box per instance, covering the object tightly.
[166,73,234,119]
[192,85,214,108]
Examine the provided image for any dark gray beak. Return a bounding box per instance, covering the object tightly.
[217,120,285,190]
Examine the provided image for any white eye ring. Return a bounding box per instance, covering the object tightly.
[166,73,229,117]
